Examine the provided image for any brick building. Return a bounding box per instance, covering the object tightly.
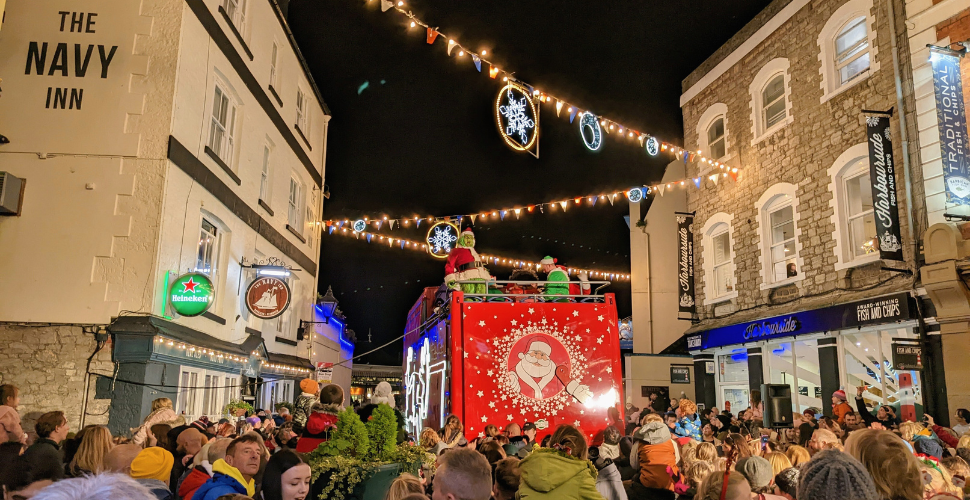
[671,0,949,420]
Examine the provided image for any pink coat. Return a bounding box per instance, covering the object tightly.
[0,405,25,444]
[131,408,181,445]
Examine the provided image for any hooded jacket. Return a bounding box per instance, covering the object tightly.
[0,405,24,444]
[178,465,211,500]
[674,414,702,441]
[132,408,184,446]
[593,462,627,500]
[517,447,606,500]
[293,393,317,428]
[190,459,255,500]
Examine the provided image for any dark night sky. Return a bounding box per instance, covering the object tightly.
[287,0,773,365]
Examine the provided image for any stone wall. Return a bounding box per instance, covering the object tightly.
[0,324,113,435]
[680,0,924,328]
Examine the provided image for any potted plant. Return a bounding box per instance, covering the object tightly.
[306,404,429,500]
[223,399,254,418]
[274,401,295,415]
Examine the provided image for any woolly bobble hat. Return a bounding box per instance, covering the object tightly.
[300,378,319,395]
[632,422,671,445]
[834,389,848,401]
[797,449,878,500]
[736,456,774,489]
[130,447,174,482]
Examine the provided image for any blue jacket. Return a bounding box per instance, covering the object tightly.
[674,414,702,441]
[191,460,254,500]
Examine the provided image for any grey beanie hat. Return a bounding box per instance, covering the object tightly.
[633,421,671,445]
[736,456,773,489]
[797,450,878,500]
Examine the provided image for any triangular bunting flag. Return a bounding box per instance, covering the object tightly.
[366,233,373,242]
[569,108,577,123]
[689,152,697,162]
[728,170,738,182]
[500,210,506,221]
[381,0,393,12]
[337,221,345,228]
[560,201,568,211]
[447,39,457,56]
[489,65,499,79]
[426,28,439,44]
[389,220,396,230]
[375,221,383,230]
[693,177,701,188]
[328,226,335,234]
[683,151,689,164]
[608,194,616,205]
[710,175,719,185]
[417,219,422,228]
[472,54,482,72]
[556,101,563,116]
[658,184,666,196]
[400,240,406,249]
[470,214,477,225]
[591,197,597,207]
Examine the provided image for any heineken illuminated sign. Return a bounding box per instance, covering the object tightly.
[169,273,214,317]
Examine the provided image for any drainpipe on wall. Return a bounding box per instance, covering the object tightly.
[885,0,917,253]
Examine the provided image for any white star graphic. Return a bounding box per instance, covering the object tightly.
[529,308,535,314]
[464,352,469,358]
[574,335,582,342]
[481,415,488,423]
[489,402,496,408]
[479,321,486,327]
[479,432,485,438]
[580,410,585,415]
[507,414,513,421]
[487,369,494,376]
[606,366,613,374]
[477,391,484,397]
[501,395,507,401]
[574,420,581,426]
[586,328,591,333]
[494,315,498,319]
[521,409,527,415]
[597,315,604,322]
[541,318,548,325]
[597,337,604,344]
[552,410,558,416]
[511,320,517,326]
[572,310,579,317]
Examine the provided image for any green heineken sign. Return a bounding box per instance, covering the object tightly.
[169,273,214,317]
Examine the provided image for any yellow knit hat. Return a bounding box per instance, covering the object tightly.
[300,378,319,395]
[130,447,174,481]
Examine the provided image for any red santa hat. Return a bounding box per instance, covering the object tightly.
[462,228,474,237]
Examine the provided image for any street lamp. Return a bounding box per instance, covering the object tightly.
[317,286,339,323]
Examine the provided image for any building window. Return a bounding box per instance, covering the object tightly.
[756,183,802,288]
[707,118,726,160]
[711,229,733,296]
[207,85,237,166]
[269,42,279,87]
[223,0,247,33]
[828,143,880,268]
[260,146,271,201]
[696,103,729,163]
[817,0,878,101]
[701,213,737,304]
[296,89,309,133]
[748,58,792,142]
[288,177,304,229]
[762,75,787,129]
[835,17,870,85]
[843,170,877,257]
[196,218,220,277]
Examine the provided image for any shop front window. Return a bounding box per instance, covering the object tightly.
[843,329,923,420]
[766,339,822,413]
[718,351,749,414]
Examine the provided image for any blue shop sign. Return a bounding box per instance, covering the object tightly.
[687,293,912,351]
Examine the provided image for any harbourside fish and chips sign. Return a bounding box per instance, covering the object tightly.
[686,293,912,350]
[865,113,903,261]
[676,213,696,316]
[929,48,970,205]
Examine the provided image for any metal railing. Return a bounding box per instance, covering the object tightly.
[454,280,612,303]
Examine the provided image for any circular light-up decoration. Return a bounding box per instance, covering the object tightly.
[495,82,537,152]
[644,136,660,156]
[352,219,367,232]
[426,221,460,259]
[169,273,214,317]
[579,113,603,151]
[627,188,644,203]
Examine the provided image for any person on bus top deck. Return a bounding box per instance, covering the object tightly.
[444,228,490,295]
[538,256,590,298]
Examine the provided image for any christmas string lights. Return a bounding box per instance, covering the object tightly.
[152,336,313,375]
[323,223,632,280]
[366,0,734,167]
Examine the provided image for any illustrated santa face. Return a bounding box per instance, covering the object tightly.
[507,336,570,400]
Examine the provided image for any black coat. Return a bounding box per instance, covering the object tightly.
[24,438,64,481]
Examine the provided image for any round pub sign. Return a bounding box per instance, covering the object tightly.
[246,276,291,320]
[169,273,214,317]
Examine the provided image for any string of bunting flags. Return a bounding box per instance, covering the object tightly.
[322,171,738,228]
[367,0,733,165]
[323,222,632,281]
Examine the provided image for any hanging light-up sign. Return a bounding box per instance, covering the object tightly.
[426,221,460,259]
[352,219,367,232]
[627,188,644,203]
[245,276,291,320]
[579,113,603,151]
[169,273,215,317]
[495,82,538,153]
[644,136,660,156]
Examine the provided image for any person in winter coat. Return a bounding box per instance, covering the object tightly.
[260,450,311,500]
[24,410,69,481]
[674,399,702,442]
[592,453,627,500]
[0,385,25,445]
[831,390,853,426]
[294,384,343,453]
[132,398,184,446]
[630,421,682,495]
[130,447,176,500]
[854,386,899,429]
[191,434,261,500]
[292,379,319,429]
[178,439,230,500]
[440,414,468,448]
[517,424,606,500]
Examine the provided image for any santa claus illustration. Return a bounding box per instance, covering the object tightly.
[506,338,592,403]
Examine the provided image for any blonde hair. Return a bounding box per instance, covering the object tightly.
[686,460,715,487]
[696,470,751,500]
[786,445,810,466]
[680,440,698,467]
[765,452,792,476]
[845,429,923,500]
[899,421,922,442]
[385,473,423,500]
[680,399,697,416]
[957,435,970,450]
[923,463,963,497]
[696,442,717,463]
[69,425,114,475]
[420,428,440,449]
[642,413,663,425]
[484,424,499,438]
[150,398,173,412]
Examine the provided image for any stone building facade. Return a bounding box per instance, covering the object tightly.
[675,0,946,420]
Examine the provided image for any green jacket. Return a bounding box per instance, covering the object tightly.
[546,268,570,296]
[517,448,605,500]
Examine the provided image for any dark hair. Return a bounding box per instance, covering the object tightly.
[34,411,66,439]
[479,440,506,466]
[493,457,520,496]
[260,450,306,500]
[226,433,262,457]
[0,442,32,494]
[798,422,814,446]
[319,384,344,406]
[151,424,172,451]
[619,437,635,459]
[0,385,17,407]
[959,409,970,423]
[664,412,678,420]
[549,424,588,460]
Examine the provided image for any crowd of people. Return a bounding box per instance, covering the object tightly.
[3,380,970,500]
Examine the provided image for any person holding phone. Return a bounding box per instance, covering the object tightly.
[854,386,899,429]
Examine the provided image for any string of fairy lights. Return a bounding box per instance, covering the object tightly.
[366,0,734,167]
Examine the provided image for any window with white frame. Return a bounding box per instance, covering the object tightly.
[835,17,870,85]
[711,228,733,297]
[207,85,237,166]
[296,88,309,133]
[749,59,792,141]
[707,118,726,160]
[701,213,737,303]
[818,0,878,100]
[767,201,797,282]
[696,103,729,162]
[269,42,280,88]
[288,177,304,229]
[222,0,247,34]
[260,145,271,201]
[196,218,220,277]
[828,144,880,267]
[179,369,239,422]
[843,169,877,257]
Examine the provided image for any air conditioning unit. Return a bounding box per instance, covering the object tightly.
[0,172,25,215]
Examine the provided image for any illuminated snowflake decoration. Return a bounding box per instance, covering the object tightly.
[645,136,660,156]
[866,116,881,127]
[426,222,459,259]
[627,188,644,203]
[498,86,536,147]
[488,320,588,420]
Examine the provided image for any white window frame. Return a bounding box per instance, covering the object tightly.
[196,217,221,278]
[222,0,248,38]
[817,0,878,103]
[260,142,273,202]
[288,176,305,230]
[748,58,793,144]
[700,213,739,305]
[207,81,239,168]
[179,368,240,423]
[696,103,731,164]
[828,143,881,270]
[269,40,280,88]
[296,88,309,135]
[755,183,804,289]
[192,211,230,313]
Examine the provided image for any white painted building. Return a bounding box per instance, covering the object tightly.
[0,0,347,432]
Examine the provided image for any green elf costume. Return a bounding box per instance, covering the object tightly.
[540,256,590,298]
[444,228,490,295]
